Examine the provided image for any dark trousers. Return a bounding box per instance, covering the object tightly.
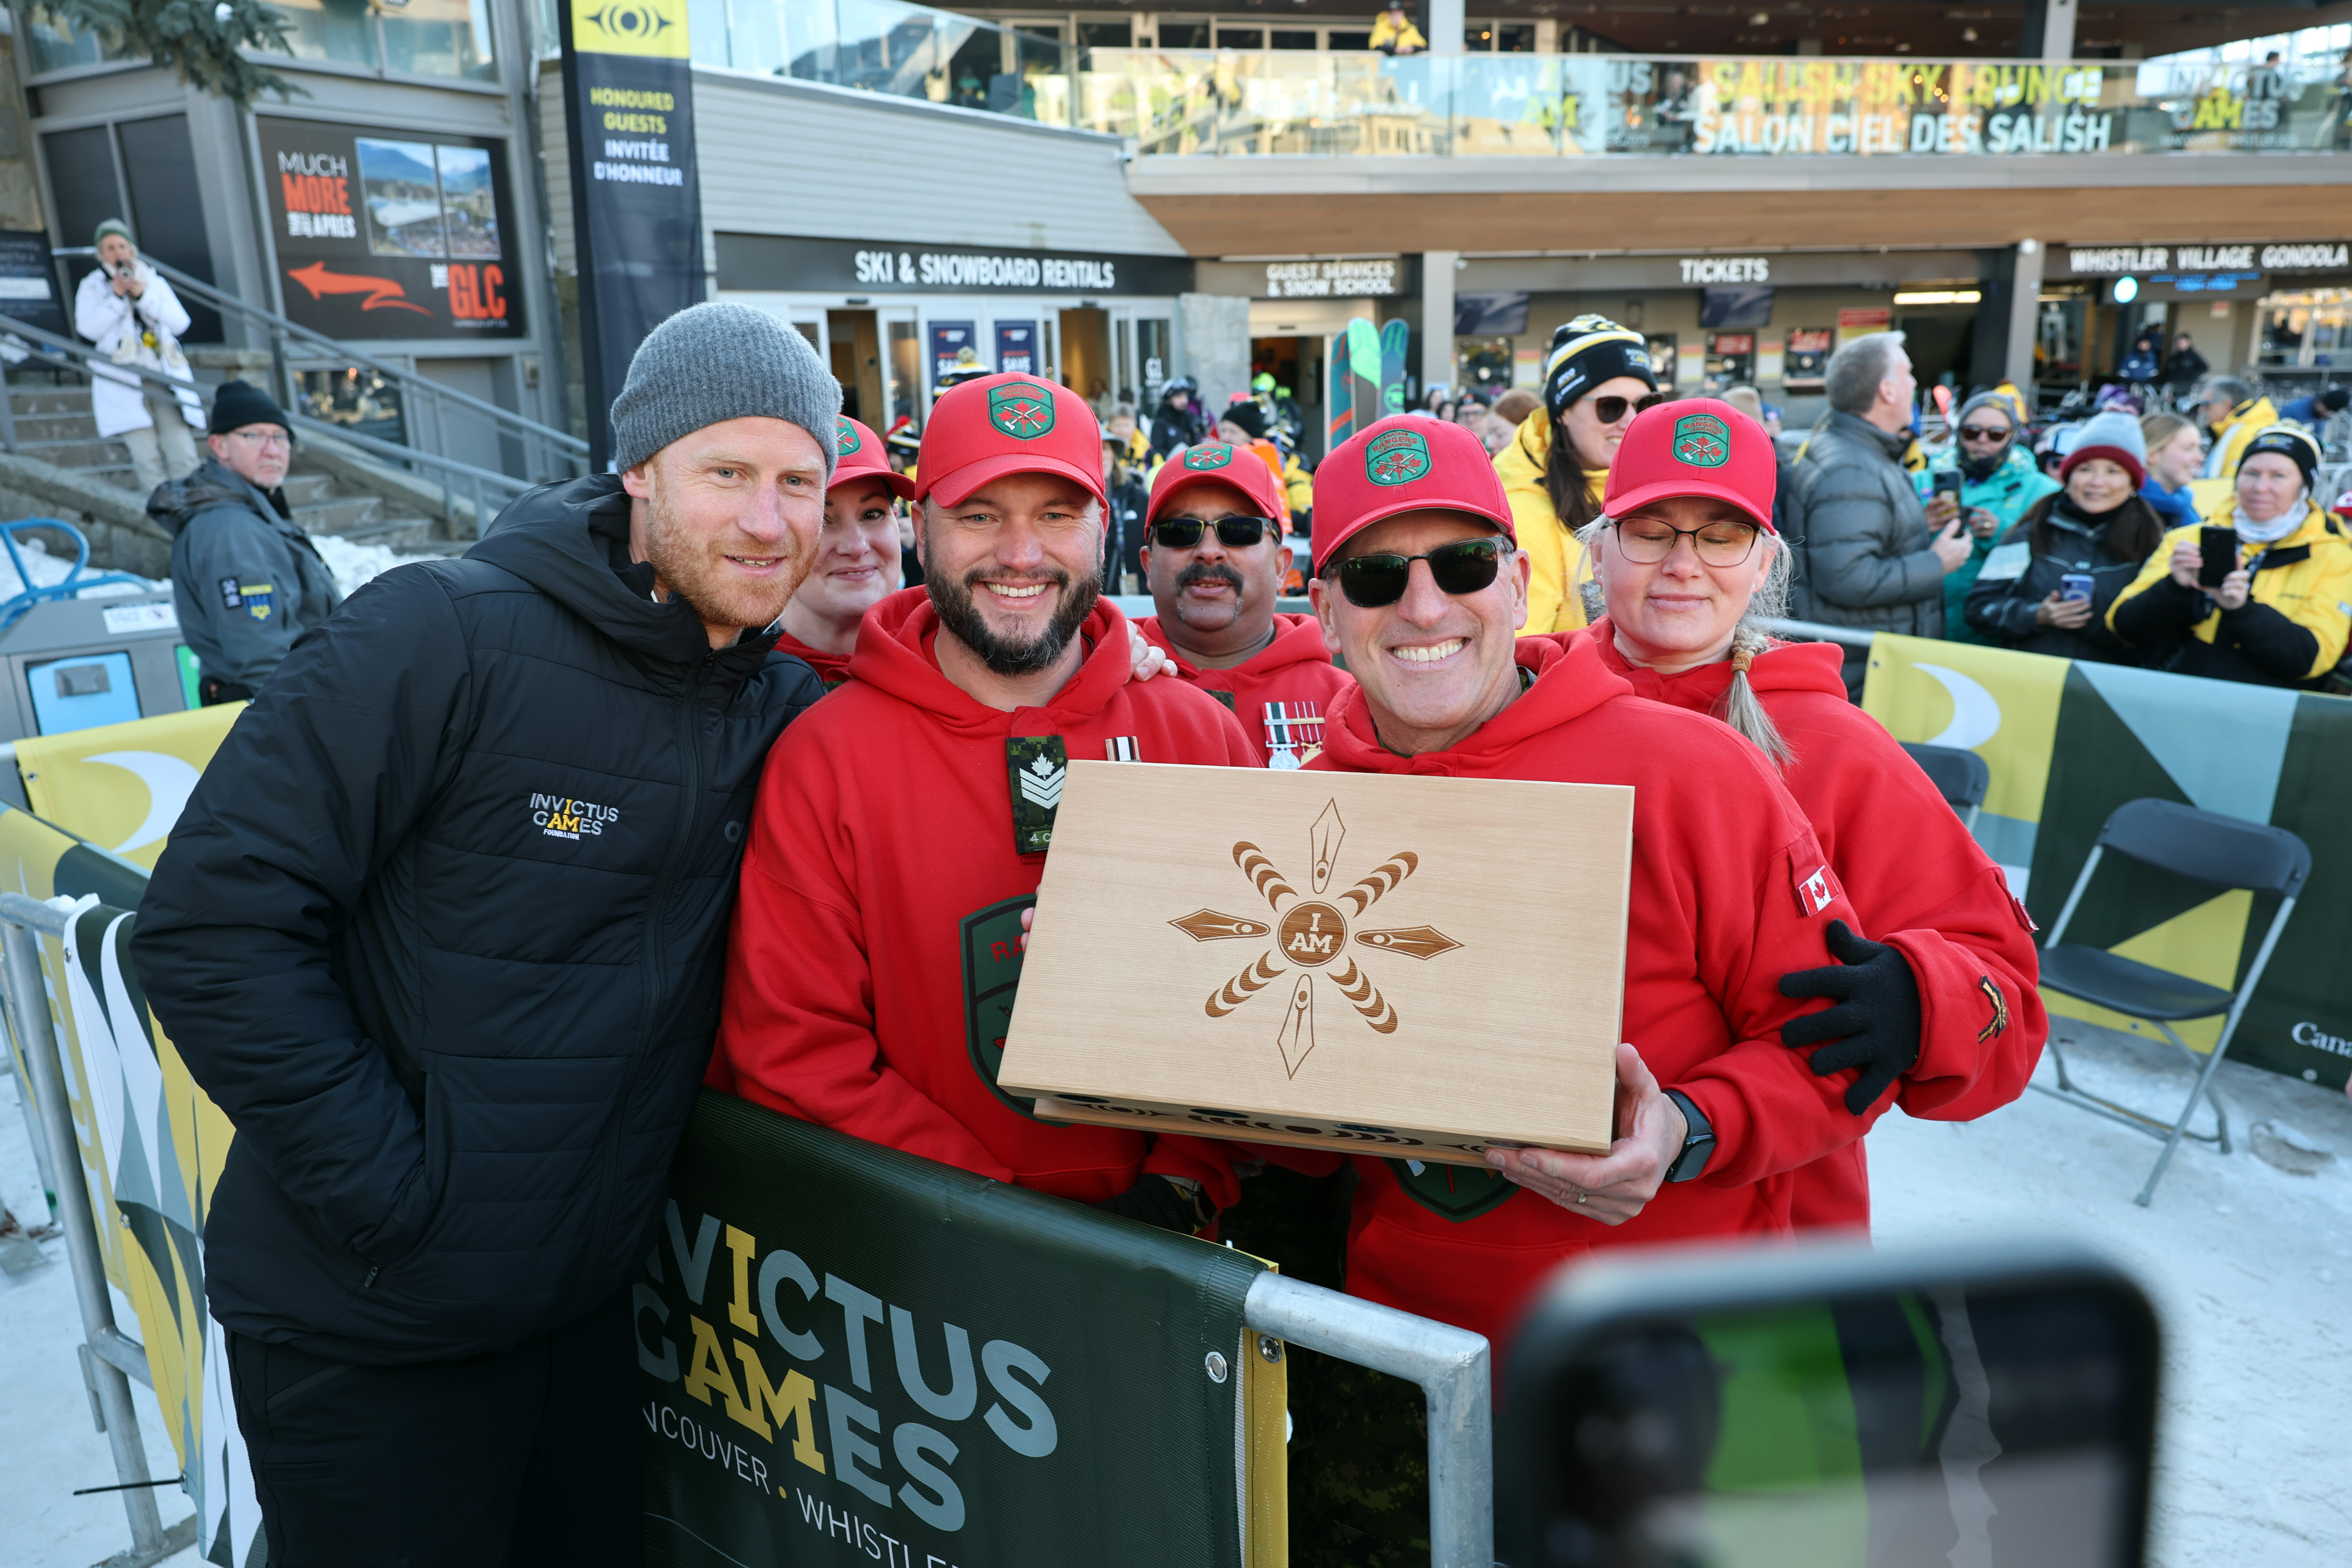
[227,1287,642,1568]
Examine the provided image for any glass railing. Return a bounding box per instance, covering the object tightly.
[694,0,1079,126]
[1078,50,2352,157]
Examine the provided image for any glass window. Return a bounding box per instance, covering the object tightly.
[1271,29,1317,49]
[1077,21,1130,47]
[270,0,383,71]
[20,4,119,73]
[1216,27,1263,48]
[1496,24,1537,51]
[1326,30,1371,49]
[888,318,921,428]
[1157,22,1209,48]
[381,0,498,81]
[1136,318,1171,404]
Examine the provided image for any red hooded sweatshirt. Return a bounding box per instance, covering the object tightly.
[770,627,851,688]
[710,588,1260,1209]
[1582,624,2045,1230]
[1300,635,1884,1354]
[1133,612,1358,768]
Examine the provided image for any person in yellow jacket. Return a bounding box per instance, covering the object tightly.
[2194,376,2280,480]
[1493,313,1659,633]
[1369,1,1426,53]
[2109,424,2352,688]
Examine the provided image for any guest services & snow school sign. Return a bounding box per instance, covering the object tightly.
[258,118,525,341]
[640,1091,1283,1567]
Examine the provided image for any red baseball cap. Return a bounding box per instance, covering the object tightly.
[913,372,1106,510]
[1145,441,1288,527]
[831,416,916,499]
[1603,397,1777,532]
[1311,415,1514,574]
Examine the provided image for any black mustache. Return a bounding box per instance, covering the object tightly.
[1176,563,1246,592]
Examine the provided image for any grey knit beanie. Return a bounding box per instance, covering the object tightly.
[609,302,842,476]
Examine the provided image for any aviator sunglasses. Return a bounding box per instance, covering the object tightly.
[1329,536,1512,608]
[1152,515,1277,549]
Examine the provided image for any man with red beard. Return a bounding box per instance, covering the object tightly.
[711,374,1258,1230]
[1132,440,1354,767]
[771,416,911,686]
[1297,414,1886,1350]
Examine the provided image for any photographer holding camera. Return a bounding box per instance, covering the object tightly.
[2108,425,2352,687]
[73,218,204,494]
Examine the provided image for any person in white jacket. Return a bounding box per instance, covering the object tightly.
[74,218,204,494]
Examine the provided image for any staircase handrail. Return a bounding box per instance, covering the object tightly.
[52,248,590,475]
[0,312,522,537]
[291,411,533,539]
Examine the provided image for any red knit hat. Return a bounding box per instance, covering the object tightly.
[1145,440,1288,526]
[831,416,916,499]
[913,373,1106,510]
[1603,397,1778,532]
[1310,416,1514,574]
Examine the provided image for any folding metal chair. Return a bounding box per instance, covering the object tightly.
[2031,797,2310,1206]
[1899,742,1991,832]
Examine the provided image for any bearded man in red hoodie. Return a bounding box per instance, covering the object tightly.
[1132,441,1356,767]
[1298,415,1900,1352]
[711,373,1259,1232]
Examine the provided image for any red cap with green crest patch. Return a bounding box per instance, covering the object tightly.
[831,416,917,499]
[912,372,1106,512]
[1310,415,1514,575]
[1603,396,1778,532]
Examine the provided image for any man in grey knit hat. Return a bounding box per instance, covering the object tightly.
[134,301,845,1568]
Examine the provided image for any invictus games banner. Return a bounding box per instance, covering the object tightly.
[642,1091,1285,1568]
[561,0,704,465]
[1862,635,2352,1091]
[259,117,525,341]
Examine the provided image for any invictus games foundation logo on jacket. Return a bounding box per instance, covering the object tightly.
[988,384,1056,439]
[532,791,621,839]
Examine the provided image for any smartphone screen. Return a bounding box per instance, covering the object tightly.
[2060,572,2095,604]
[2198,526,2239,589]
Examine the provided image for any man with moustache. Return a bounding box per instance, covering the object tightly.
[710,373,1258,1232]
[133,303,839,1567]
[772,415,914,685]
[1131,440,1354,767]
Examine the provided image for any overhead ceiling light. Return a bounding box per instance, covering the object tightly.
[1893,290,1984,305]
[2114,276,2140,303]
[1962,25,1978,40]
[1750,11,1771,23]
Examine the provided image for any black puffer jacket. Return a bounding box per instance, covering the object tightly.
[1786,410,1945,635]
[133,474,822,1363]
[1962,492,2160,664]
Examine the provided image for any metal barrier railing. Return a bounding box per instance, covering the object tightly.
[0,891,190,1568]
[0,307,526,538]
[52,248,588,488]
[1753,614,1876,650]
[0,875,1495,1565]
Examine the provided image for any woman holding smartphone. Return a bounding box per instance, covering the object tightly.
[1963,410,2165,664]
[2109,423,2352,688]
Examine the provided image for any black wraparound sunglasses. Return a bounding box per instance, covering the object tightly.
[1152,515,1278,549]
[1328,536,1511,608]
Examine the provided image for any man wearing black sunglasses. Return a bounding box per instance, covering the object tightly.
[1291,413,1886,1363]
[1134,441,1354,768]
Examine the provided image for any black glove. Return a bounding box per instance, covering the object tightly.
[1778,920,1922,1116]
[1093,1174,1206,1233]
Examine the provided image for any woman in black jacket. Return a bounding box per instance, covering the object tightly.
[1964,409,2165,663]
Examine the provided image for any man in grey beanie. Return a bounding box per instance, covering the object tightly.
[133,301,842,1568]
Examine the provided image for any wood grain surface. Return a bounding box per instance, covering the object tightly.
[1000,761,1632,1160]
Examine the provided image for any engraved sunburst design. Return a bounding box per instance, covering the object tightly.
[1167,799,1462,1078]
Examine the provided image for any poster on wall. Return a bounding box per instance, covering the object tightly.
[260,119,525,343]
[931,320,980,386]
[560,0,702,465]
[1783,327,1833,388]
[996,320,1038,374]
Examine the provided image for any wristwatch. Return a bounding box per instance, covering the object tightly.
[1660,1090,1716,1184]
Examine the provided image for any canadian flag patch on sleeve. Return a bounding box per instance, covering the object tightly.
[1793,860,1844,917]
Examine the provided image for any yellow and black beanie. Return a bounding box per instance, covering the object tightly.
[2243,424,2321,492]
[1542,314,1657,422]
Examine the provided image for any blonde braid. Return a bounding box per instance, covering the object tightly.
[1717,622,1793,768]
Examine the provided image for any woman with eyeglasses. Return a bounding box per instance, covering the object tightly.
[1911,392,2058,645]
[1962,411,2165,666]
[1565,398,2044,1234]
[1493,314,1661,636]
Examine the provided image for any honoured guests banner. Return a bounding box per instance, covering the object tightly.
[1862,635,2352,1091]
[560,0,704,465]
[642,1091,1286,1568]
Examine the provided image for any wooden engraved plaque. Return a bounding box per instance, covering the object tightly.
[998,761,1632,1166]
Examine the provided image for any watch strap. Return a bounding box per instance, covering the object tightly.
[1661,1089,1715,1184]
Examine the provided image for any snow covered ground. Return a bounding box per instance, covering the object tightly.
[306,535,445,599]
[1,1018,2345,1567]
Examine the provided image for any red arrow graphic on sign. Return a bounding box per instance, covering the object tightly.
[284,261,434,316]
